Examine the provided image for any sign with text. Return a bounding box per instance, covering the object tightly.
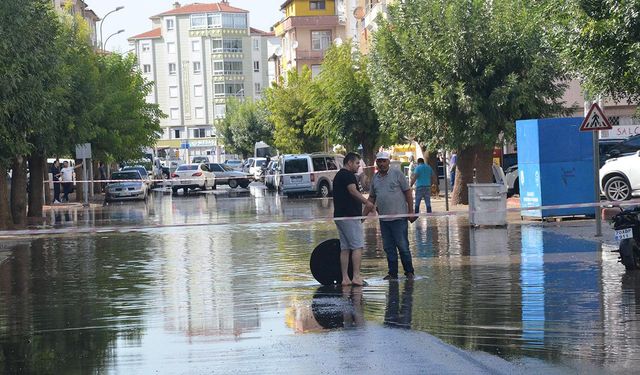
[75,143,92,159]
[580,103,612,131]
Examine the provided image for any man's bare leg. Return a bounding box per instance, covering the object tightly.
[340,249,352,286]
[351,248,365,286]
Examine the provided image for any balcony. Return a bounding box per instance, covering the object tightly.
[276,15,340,35]
[295,49,326,62]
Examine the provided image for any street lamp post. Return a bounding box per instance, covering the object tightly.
[104,29,125,51]
[100,6,124,50]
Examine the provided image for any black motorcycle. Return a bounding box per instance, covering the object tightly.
[611,206,640,270]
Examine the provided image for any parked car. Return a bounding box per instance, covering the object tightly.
[171,163,215,194]
[278,153,344,198]
[504,164,519,197]
[600,150,640,201]
[122,166,151,186]
[248,157,267,180]
[606,134,640,159]
[105,170,148,202]
[264,159,280,191]
[206,163,251,188]
[191,156,213,164]
[600,138,627,166]
[224,159,244,170]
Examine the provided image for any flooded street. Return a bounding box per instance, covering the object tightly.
[1,187,639,374]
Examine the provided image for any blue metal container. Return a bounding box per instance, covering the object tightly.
[516,118,595,218]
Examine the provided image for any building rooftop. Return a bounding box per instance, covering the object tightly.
[250,27,275,36]
[153,2,249,18]
[128,28,162,40]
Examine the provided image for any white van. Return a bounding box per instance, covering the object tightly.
[278,153,344,198]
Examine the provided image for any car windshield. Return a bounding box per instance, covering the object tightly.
[176,165,198,171]
[256,160,266,167]
[227,160,241,165]
[112,172,141,180]
[123,167,147,176]
[222,165,235,171]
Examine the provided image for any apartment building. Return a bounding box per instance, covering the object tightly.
[52,0,100,47]
[273,0,360,78]
[128,2,277,161]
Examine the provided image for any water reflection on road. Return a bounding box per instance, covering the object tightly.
[0,189,639,373]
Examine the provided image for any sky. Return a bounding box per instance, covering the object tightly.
[89,0,283,53]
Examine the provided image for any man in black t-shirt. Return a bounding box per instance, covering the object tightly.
[333,152,376,286]
[50,159,61,204]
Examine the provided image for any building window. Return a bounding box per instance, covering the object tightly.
[207,13,222,28]
[190,13,207,29]
[169,86,178,98]
[166,19,175,30]
[608,116,620,126]
[254,83,262,95]
[195,107,205,119]
[310,1,326,10]
[214,83,225,97]
[194,85,203,97]
[193,128,206,138]
[253,38,260,50]
[222,14,247,29]
[141,43,151,52]
[311,64,322,78]
[214,104,226,118]
[311,31,331,51]
[226,83,244,96]
[143,64,152,73]
[168,63,177,75]
[174,129,181,139]
[167,42,176,54]
[193,61,201,74]
[211,38,242,53]
[213,61,243,75]
[192,40,201,52]
[253,61,260,72]
[170,108,180,120]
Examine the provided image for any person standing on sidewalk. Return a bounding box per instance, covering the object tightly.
[369,151,416,280]
[333,152,376,286]
[449,151,457,189]
[60,160,83,202]
[410,158,437,214]
[50,159,62,204]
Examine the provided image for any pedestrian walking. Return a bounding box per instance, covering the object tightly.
[50,159,61,204]
[98,161,107,192]
[333,152,376,286]
[450,151,457,189]
[60,160,83,202]
[368,151,416,280]
[410,158,437,214]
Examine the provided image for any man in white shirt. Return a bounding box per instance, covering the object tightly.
[60,160,83,202]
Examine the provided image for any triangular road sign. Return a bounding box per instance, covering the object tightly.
[580,103,612,131]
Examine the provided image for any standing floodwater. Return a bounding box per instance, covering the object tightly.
[1,190,639,373]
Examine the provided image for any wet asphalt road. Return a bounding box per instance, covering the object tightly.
[0,185,639,374]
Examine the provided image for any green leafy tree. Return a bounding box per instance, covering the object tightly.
[308,41,381,164]
[264,67,322,154]
[0,0,66,226]
[369,0,567,204]
[216,98,273,158]
[551,0,640,102]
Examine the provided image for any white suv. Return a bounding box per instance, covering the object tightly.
[600,150,640,201]
[278,153,344,198]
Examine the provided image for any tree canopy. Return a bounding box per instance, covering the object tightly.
[216,98,273,158]
[307,41,381,163]
[264,67,322,154]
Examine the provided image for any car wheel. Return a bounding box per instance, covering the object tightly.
[604,176,631,201]
[619,239,640,271]
[239,180,250,189]
[183,187,189,195]
[318,181,330,198]
[212,182,217,190]
[229,179,239,189]
[172,187,178,195]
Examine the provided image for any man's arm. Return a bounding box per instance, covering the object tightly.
[347,183,375,216]
[410,172,417,187]
[74,162,83,169]
[404,188,417,223]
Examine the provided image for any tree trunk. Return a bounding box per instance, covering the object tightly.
[451,145,494,205]
[10,156,28,226]
[27,153,45,219]
[0,164,13,229]
[43,158,51,205]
